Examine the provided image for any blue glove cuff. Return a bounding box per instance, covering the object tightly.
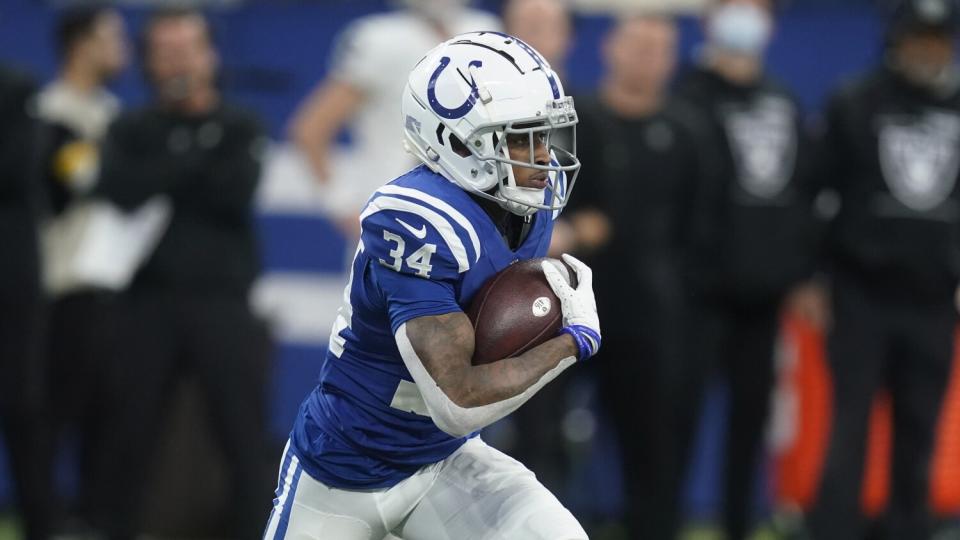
[559,324,602,361]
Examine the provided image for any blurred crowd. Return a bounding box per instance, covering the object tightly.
[1,0,960,539]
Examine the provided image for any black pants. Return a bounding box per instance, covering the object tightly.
[46,291,118,526]
[808,278,956,540]
[675,298,781,540]
[93,292,273,540]
[0,293,52,540]
[599,326,682,540]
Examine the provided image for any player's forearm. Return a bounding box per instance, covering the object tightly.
[397,316,577,437]
[289,120,333,181]
[288,80,364,182]
[404,312,576,408]
[457,334,577,407]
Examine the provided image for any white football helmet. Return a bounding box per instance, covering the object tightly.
[402,31,580,216]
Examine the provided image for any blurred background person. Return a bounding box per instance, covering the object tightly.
[561,13,705,539]
[34,4,127,532]
[809,1,960,538]
[287,0,499,239]
[503,0,572,80]
[0,63,52,540]
[38,5,125,215]
[90,8,271,539]
[672,0,819,538]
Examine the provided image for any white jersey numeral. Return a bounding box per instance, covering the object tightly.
[380,230,436,279]
[406,244,436,277]
[381,231,405,272]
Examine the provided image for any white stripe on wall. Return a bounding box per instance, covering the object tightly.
[252,273,348,347]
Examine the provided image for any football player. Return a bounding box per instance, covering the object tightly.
[263,32,600,539]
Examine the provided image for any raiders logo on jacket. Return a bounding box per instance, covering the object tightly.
[878,110,960,213]
[723,94,798,200]
[822,65,960,300]
[675,65,817,302]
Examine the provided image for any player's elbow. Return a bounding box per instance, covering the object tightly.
[431,412,476,438]
[424,384,485,437]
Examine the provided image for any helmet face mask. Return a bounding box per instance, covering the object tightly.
[466,100,579,216]
[402,32,581,216]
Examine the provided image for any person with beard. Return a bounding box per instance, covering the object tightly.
[35,6,128,530]
[560,14,707,538]
[672,0,819,538]
[0,64,53,540]
[808,1,960,538]
[288,0,499,240]
[91,9,271,539]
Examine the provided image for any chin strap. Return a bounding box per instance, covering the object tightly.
[496,185,543,216]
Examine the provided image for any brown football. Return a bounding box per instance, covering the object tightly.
[466,257,577,365]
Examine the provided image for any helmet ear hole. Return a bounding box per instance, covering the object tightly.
[449,134,471,157]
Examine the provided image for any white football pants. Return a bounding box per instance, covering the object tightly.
[262,437,588,540]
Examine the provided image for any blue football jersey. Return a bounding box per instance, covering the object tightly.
[289,165,562,489]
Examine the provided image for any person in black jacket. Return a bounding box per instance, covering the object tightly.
[91,8,271,539]
[672,1,819,538]
[0,64,54,540]
[809,1,960,539]
[560,15,703,539]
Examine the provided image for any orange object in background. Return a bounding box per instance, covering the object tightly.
[930,332,960,514]
[774,318,960,516]
[861,394,891,517]
[772,317,831,509]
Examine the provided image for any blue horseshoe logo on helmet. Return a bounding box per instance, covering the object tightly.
[427,57,483,119]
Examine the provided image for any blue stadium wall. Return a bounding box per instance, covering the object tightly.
[0,0,884,523]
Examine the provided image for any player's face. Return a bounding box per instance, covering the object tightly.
[505,128,551,189]
[606,17,678,93]
[146,15,218,102]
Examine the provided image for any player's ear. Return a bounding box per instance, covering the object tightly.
[449,134,470,157]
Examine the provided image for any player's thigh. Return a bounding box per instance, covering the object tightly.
[399,438,587,540]
[263,443,389,540]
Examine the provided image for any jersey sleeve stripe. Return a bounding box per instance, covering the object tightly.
[375,185,482,263]
[360,195,472,273]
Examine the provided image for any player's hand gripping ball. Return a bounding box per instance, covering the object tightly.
[543,254,602,361]
[467,256,601,365]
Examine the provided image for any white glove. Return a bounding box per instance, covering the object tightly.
[541,254,602,361]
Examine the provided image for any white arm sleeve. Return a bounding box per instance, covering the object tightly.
[394,323,576,438]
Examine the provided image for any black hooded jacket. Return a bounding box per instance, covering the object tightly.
[675,64,819,304]
[820,65,960,302]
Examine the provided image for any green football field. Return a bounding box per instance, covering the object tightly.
[0,517,16,540]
